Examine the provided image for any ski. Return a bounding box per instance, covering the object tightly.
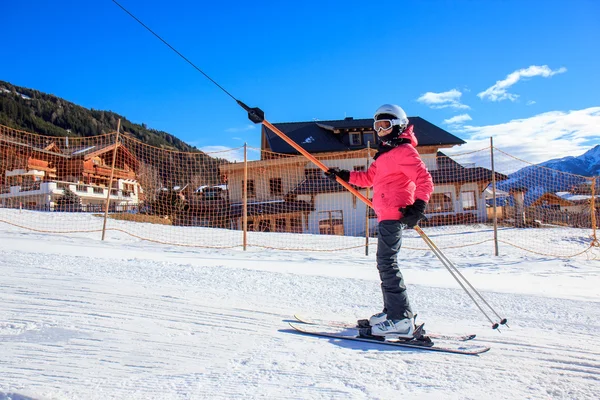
[289,323,490,355]
[294,314,476,342]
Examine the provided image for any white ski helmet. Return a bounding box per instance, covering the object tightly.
[373,104,409,132]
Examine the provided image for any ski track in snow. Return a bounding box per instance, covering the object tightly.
[0,226,599,399]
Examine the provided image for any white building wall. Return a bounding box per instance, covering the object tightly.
[458,182,487,221]
[304,191,376,237]
[0,180,139,209]
[420,154,438,171]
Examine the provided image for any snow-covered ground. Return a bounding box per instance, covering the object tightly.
[0,215,599,399]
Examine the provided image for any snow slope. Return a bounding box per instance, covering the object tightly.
[0,219,599,399]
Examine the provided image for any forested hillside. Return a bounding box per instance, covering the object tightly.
[0,80,195,152]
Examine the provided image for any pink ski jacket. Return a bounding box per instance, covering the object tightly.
[348,126,434,222]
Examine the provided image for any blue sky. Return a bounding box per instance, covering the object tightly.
[2,0,599,164]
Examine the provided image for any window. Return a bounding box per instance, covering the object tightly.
[203,188,222,200]
[258,220,271,232]
[122,183,134,197]
[318,210,344,235]
[305,169,322,179]
[349,132,361,146]
[275,218,287,232]
[290,217,302,233]
[242,180,255,197]
[363,131,376,146]
[269,178,283,195]
[429,192,454,213]
[461,191,477,211]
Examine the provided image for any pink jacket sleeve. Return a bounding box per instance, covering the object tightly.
[348,162,377,187]
[397,146,434,202]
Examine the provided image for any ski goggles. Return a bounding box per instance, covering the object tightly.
[373,119,399,132]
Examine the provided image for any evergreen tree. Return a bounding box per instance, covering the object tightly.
[55,188,82,212]
[150,189,185,218]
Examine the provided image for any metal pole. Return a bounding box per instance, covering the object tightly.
[490,137,499,256]
[365,142,371,256]
[242,143,248,251]
[101,119,121,241]
[591,177,598,247]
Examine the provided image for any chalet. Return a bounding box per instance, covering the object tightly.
[0,133,141,211]
[221,116,507,235]
[531,192,575,210]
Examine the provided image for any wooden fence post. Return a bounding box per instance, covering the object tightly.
[242,143,248,251]
[591,177,598,247]
[102,119,121,241]
[490,137,499,256]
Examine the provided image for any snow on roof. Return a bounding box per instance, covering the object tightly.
[484,187,510,198]
[555,192,592,202]
[71,146,96,155]
[195,184,227,193]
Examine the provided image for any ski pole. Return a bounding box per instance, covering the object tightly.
[414,226,507,329]
[415,226,508,328]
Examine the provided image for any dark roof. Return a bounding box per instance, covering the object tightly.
[288,177,350,196]
[433,151,508,184]
[264,117,466,154]
[229,200,313,218]
[430,167,508,185]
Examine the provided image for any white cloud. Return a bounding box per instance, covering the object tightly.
[443,114,472,125]
[478,65,567,102]
[416,89,470,109]
[526,100,536,106]
[225,124,256,133]
[444,107,600,172]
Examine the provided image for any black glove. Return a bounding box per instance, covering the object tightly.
[399,199,428,228]
[325,168,350,183]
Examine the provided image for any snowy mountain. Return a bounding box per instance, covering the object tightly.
[537,144,600,176]
[497,145,600,204]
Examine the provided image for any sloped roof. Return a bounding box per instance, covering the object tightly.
[289,177,350,196]
[77,143,139,168]
[0,136,70,158]
[430,167,508,185]
[43,142,62,153]
[264,117,466,154]
[555,192,593,202]
[433,151,508,184]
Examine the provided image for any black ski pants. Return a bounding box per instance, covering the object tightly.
[376,220,413,320]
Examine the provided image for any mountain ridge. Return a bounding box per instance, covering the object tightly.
[497,145,599,205]
[0,80,197,152]
[537,145,600,177]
